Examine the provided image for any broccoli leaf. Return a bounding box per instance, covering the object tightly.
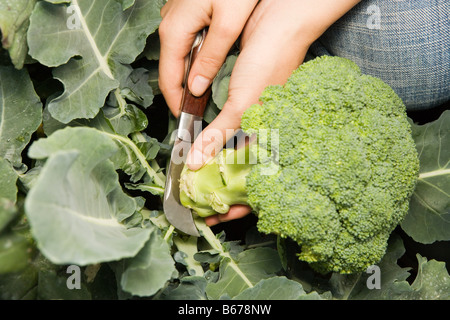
[205,247,282,299]
[36,269,92,300]
[116,229,176,297]
[27,0,162,123]
[329,234,450,300]
[233,276,322,300]
[25,127,152,265]
[160,275,209,300]
[211,54,237,110]
[0,231,30,274]
[173,236,204,276]
[329,235,411,300]
[0,159,18,203]
[203,54,237,123]
[0,66,42,167]
[103,103,148,136]
[117,0,135,11]
[42,108,166,190]
[0,0,36,69]
[403,110,450,243]
[392,254,450,300]
[0,253,51,300]
[120,67,155,108]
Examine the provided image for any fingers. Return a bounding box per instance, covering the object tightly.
[187,1,258,97]
[205,205,252,226]
[158,0,212,116]
[158,27,199,117]
[186,106,242,171]
[185,36,305,171]
[158,0,258,116]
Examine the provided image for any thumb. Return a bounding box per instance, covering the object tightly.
[186,106,242,171]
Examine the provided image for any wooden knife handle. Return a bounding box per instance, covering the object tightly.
[180,31,212,117]
[181,86,211,117]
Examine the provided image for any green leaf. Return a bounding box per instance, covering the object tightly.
[42,109,166,189]
[120,68,154,108]
[0,197,30,275]
[117,0,135,11]
[0,158,18,202]
[0,197,17,233]
[329,233,450,300]
[44,0,70,3]
[147,61,160,95]
[27,0,163,123]
[107,130,166,188]
[403,110,450,243]
[0,0,37,69]
[25,127,152,265]
[0,66,42,167]
[0,257,39,299]
[103,103,148,136]
[211,54,237,110]
[143,32,160,61]
[205,247,282,300]
[203,54,237,123]
[391,254,450,300]
[173,235,204,276]
[118,229,176,297]
[37,269,91,300]
[329,234,412,300]
[0,232,30,274]
[161,276,208,300]
[233,276,322,300]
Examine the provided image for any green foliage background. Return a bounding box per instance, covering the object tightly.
[0,0,448,300]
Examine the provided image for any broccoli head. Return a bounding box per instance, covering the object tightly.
[179,55,420,274]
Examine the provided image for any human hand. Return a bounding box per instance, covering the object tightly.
[158,0,361,226]
[158,0,259,115]
[180,0,360,226]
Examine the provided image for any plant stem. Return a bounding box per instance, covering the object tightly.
[419,168,450,179]
[101,132,165,188]
[194,217,254,289]
[164,225,175,242]
[113,88,127,117]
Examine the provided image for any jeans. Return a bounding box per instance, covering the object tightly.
[310,0,449,111]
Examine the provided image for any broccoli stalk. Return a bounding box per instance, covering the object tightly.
[180,145,253,217]
[179,56,420,275]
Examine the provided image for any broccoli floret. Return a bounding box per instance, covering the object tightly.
[179,56,420,274]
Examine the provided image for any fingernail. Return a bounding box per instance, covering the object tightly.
[187,149,204,171]
[190,75,210,97]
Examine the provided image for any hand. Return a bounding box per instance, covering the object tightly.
[159,0,360,226]
[187,0,360,226]
[158,0,259,115]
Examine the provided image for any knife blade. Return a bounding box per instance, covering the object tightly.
[163,30,211,236]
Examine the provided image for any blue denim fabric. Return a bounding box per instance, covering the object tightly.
[310,0,449,110]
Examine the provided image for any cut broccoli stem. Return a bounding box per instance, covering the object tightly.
[180,144,254,217]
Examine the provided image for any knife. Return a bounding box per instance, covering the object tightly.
[163,29,211,237]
